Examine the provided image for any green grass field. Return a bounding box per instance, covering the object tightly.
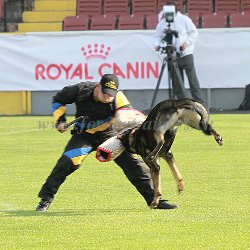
[0,115,249,249]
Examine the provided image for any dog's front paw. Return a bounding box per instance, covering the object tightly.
[149,202,158,209]
[177,179,184,194]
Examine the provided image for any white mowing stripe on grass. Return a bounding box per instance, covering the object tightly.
[0,202,19,212]
[0,128,51,136]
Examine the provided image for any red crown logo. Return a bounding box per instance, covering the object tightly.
[81,44,111,60]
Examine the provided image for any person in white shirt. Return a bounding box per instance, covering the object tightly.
[154,1,203,102]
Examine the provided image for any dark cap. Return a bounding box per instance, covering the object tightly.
[100,74,119,97]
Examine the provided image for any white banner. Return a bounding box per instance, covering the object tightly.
[0,29,250,91]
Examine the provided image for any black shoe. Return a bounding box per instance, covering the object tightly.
[36,199,51,212]
[156,200,178,209]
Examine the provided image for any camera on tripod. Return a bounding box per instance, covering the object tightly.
[150,4,186,109]
[161,5,179,56]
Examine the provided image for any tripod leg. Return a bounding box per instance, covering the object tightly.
[150,57,168,110]
[167,60,174,99]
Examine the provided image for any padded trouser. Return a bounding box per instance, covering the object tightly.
[38,130,155,205]
[38,155,77,202]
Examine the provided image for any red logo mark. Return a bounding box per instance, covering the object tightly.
[81,44,111,60]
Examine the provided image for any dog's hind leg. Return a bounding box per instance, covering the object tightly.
[178,108,201,130]
[179,108,223,146]
[163,151,184,194]
[145,159,162,208]
[200,123,224,146]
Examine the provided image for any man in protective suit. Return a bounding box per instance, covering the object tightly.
[36,74,178,211]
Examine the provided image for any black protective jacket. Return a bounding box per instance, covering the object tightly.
[52,82,131,134]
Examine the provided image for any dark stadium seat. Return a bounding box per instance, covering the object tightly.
[117,15,144,30]
[77,0,102,17]
[187,13,201,28]
[145,14,158,29]
[131,0,157,16]
[90,15,117,30]
[0,0,4,21]
[186,0,213,15]
[215,0,240,14]
[201,13,228,28]
[241,0,250,12]
[63,15,89,31]
[103,0,130,16]
[229,12,250,27]
[158,0,184,13]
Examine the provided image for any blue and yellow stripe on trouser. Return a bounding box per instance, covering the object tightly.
[63,147,92,165]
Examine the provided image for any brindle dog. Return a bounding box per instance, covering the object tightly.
[118,99,223,208]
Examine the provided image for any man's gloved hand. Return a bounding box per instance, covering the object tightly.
[56,122,68,133]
